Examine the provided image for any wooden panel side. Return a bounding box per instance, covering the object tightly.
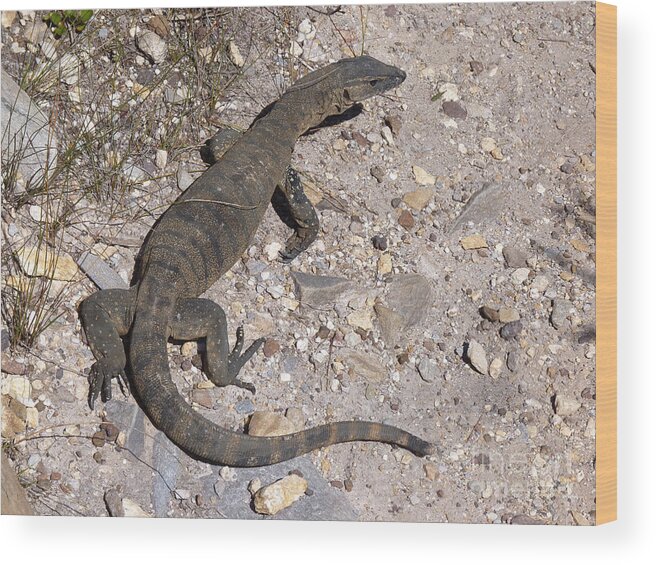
[595,1,617,525]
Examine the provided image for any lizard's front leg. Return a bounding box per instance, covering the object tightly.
[170,298,264,393]
[273,167,320,262]
[79,288,136,408]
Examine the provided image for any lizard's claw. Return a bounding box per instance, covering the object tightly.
[87,359,130,410]
[279,228,315,263]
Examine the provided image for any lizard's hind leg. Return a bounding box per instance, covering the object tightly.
[171,298,264,394]
[79,288,136,409]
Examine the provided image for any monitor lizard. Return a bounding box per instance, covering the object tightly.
[79,55,435,466]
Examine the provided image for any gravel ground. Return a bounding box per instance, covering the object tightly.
[1,3,596,524]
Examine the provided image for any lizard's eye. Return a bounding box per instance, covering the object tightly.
[369,79,379,87]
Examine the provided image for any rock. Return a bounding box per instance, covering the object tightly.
[438,82,459,101]
[248,412,298,436]
[403,189,434,211]
[442,101,467,119]
[510,268,530,285]
[339,349,386,382]
[2,11,16,27]
[374,304,406,347]
[502,246,528,268]
[423,462,438,480]
[416,358,439,383]
[387,274,434,328]
[176,163,194,190]
[235,399,255,415]
[480,305,500,322]
[151,431,182,517]
[465,340,488,374]
[253,474,308,515]
[191,388,213,409]
[136,30,167,64]
[370,165,385,183]
[381,126,394,145]
[16,245,78,281]
[104,489,125,517]
[377,253,392,275]
[412,165,436,186]
[385,114,403,135]
[263,339,280,357]
[470,60,484,75]
[550,298,571,329]
[398,210,415,229]
[507,350,519,372]
[1,356,27,375]
[480,137,497,153]
[511,514,545,525]
[227,40,244,67]
[77,251,128,290]
[489,357,503,379]
[6,376,31,402]
[122,498,150,517]
[155,149,167,169]
[460,234,487,250]
[346,308,373,331]
[553,394,581,416]
[291,272,351,307]
[2,75,58,187]
[500,321,522,340]
[147,14,170,37]
[498,307,520,323]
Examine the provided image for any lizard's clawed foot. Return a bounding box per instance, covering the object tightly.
[279,227,316,263]
[87,359,130,410]
[225,327,264,393]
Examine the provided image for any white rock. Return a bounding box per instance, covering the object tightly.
[438,82,459,101]
[466,340,488,374]
[155,149,167,169]
[227,40,244,67]
[511,268,530,285]
[16,245,79,281]
[412,165,436,186]
[480,137,497,152]
[489,357,503,379]
[136,30,167,64]
[554,394,581,416]
[122,498,150,517]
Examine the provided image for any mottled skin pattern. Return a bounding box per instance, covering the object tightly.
[79,56,435,466]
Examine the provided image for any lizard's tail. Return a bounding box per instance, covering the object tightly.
[129,285,434,467]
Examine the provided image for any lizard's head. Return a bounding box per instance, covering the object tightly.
[286,55,406,117]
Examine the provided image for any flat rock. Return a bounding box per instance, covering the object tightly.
[77,251,129,290]
[104,400,146,457]
[465,340,488,374]
[553,394,581,416]
[339,349,386,382]
[550,298,572,329]
[386,274,434,328]
[412,165,436,186]
[402,189,434,211]
[16,245,78,281]
[416,358,439,383]
[460,234,488,250]
[498,307,520,323]
[291,272,351,307]
[374,304,407,347]
[151,431,182,517]
[502,246,528,268]
[2,75,58,187]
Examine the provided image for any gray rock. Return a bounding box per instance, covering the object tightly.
[339,349,386,383]
[550,298,571,329]
[235,398,255,415]
[374,304,406,347]
[213,457,358,520]
[176,163,194,190]
[507,350,519,372]
[77,251,129,290]
[442,101,467,120]
[502,246,529,268]
[465,340,488,374]
[416,358,439,383]
[449,183,504,233]
[1,75,58,187]
[500,320,523,340]
[386,274,434,328]
[291,271,351,307]
[136,30,168,64]
[152,431,182,517]
[104,400,145,457]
